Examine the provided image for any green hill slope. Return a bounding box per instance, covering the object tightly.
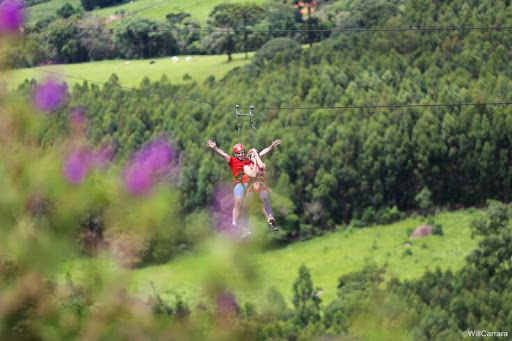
[103,210,478,306]
[27,0,271,26]
[2,53,252,90]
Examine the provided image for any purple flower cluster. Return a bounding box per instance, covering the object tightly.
[0,0,24,34]
[63,143,114,185]
[64,148,92,185]
[123,138,175,195]
[92,142,114,168]
[33,78,67,112]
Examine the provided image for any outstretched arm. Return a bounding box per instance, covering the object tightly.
[259,139,281,158]
[252,150,265,170]
[207,140,230,163]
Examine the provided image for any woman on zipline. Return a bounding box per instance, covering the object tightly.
[243,148,278,232]
[206,139,281,232]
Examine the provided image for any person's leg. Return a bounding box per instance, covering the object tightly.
[259,190,278,231]
[258,190,274,219]
[232,184,245,227]
[239,186,252,237]
[260,205,269,221]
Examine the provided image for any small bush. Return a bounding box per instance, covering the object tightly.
[350,219,364,228]
[377,205,402,224]
[415,187,433,215]
[432,223,444,236]
[426,215,435,225]
[361,207,376,226]
[299,224,315,239]
[57,4,78,18]
[0,254,19,280]
[403,249,413,257]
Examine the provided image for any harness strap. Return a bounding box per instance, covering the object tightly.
[235,170,245,184]
[246,179,268,196]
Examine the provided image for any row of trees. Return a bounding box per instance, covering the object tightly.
[13,0,400,66]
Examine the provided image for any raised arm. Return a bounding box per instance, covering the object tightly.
[207,140,230,163]
[259,139,281,158]
[252,149,265,170]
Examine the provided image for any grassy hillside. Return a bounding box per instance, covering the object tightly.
[62,210,480,307]
[2,52,253,90]
[27,0,81,25]
[27,0,271,26]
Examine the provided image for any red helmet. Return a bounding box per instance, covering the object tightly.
[233,143,245,154]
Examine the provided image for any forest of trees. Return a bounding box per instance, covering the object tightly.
[15,0,511,241]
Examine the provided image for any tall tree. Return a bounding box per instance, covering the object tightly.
[232,4,265,59]
[208,4,238,62]
[292,265,321,327]
[293,0,316,46]
[208,3,265,61]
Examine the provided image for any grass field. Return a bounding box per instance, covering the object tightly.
[62,210,481,307]
[27,0,272,26]
[2,53,253,91]
[27,0,81,25]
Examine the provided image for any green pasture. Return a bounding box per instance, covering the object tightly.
[2,53,253,90]
[27,0,81,25]
[98,0,270,24]
[27,0,272,26]
[63,210,480,308]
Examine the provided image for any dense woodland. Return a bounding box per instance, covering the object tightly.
[2,0,512,339]
[18,0,512,239]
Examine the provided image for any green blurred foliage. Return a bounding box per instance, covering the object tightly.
[3,0,512,339]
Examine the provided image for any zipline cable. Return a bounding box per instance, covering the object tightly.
[257,102,512,110]
[69,25,512,35]
[31,68,234,108]
[29,68,512,111]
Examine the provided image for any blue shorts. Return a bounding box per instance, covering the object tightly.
[234,183,248,197]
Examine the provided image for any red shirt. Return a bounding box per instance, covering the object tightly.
[229,156,251,185]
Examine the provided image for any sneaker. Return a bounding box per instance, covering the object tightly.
[268,221,278,232]
[240,227,252,238]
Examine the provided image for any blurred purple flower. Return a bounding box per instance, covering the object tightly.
[0,0,24,33]
[92,142,114,167]
[211,184,234,234]
[123,138,174,195]
[216,291,239,315]
[69,107,86,125]
[63,143,114,185]
[33,78,67,112]
[63,147,93,185]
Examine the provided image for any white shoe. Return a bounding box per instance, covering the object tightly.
[240,228,252,238]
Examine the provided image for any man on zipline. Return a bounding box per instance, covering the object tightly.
[206,139,281,233]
